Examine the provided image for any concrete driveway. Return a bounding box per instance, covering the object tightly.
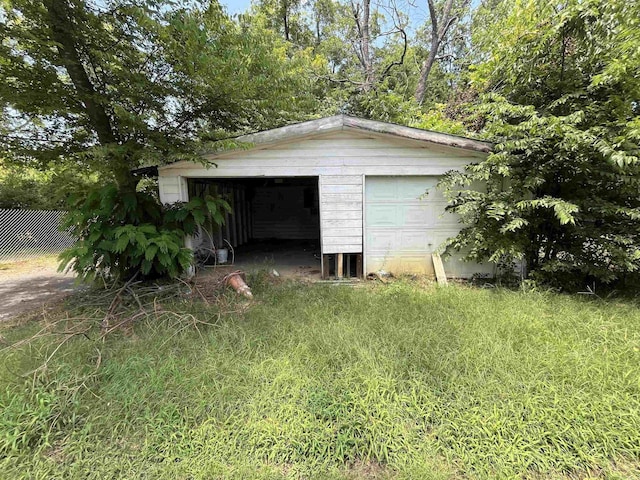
[0,257,76,322]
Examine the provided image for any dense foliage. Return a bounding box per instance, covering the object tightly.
[59,184,230,281]
[0,162,101,210]
[1,0,322,279]
[440,0,640,288]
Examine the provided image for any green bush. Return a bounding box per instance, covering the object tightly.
[59,184,230,282]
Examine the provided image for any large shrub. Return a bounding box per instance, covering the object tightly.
[59,184,230,282]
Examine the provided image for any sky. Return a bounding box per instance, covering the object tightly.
[220,0,252,15]
[218,0,482,31]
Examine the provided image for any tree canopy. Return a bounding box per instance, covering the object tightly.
[0,0,323,189]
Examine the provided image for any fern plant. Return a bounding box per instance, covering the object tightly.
[59,184,230,282]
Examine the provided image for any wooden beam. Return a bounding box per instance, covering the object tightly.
[432,253,448,285]
[322,254,330,279]
[336,253,344,279]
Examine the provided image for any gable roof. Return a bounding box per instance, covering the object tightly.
[148,115,492,175]
[235,114,492,153]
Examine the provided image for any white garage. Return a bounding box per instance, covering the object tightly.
[157,115,494,279]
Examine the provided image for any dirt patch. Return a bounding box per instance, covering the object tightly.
[0,256,77,322]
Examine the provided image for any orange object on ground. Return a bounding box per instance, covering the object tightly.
[224,272,253,299]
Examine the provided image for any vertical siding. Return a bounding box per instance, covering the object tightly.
[320,175,363,254]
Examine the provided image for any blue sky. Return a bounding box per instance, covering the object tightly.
[221,0,252,15]
[218,0,481,30]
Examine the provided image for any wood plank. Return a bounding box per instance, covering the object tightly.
[337,253,343,278]
[323,236,362,245]
[223,185,231,243]
[321,221,360,230]
[320,202,362,211]
[322,245,362,254]
[320,175,364,185]
[322,254,330,279]
[202,149,460,160]
[432,253,448,285]
[356,254,363,278]
[320,193,362,203]
[320,184,362,194]
[161,165,469,178]
[241,187,248,244]
[343,116,491,153]
[238,115,344,145]
[322,228,362,237]
[321,211,362,222]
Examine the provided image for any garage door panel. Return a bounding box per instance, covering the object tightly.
[366,230,396,250]
[366,204,398,226]
[401,204,434,226]
[366,175,490,277]
[387,177,437,200]
[367,254,434,275]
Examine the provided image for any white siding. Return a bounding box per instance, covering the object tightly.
[159,130,484,179]
[158,175,188,204]
[320,175,363,254]
[158,129,492,277]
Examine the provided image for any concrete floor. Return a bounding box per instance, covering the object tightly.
[199,239,323,280]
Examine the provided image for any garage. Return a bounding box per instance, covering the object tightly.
[158,114,494,279]
[366,176,448,276]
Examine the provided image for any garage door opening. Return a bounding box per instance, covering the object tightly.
[188,177,321,278]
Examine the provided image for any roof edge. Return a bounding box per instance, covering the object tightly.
[158,115,492,171]
[237,115,344,145]
[342,116,491,153]
[235,114,490,153]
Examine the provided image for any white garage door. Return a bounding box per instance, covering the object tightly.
[365,176,489,277]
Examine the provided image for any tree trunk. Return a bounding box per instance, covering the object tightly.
[415,38,439,104]
[282,0,290,41]
[361,0,374,90]
[43,0,136,191]
[414,0,458,104]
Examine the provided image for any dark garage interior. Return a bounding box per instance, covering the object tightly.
[188,177,322,276]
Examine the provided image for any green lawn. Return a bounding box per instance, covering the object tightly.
[1,277,639,479]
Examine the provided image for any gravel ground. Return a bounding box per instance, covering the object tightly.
[0,256,76,322]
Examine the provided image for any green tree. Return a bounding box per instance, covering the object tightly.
[0,0,321,281]
[440,0,640,289]
[1,0,319,191]
[0,161,102,209]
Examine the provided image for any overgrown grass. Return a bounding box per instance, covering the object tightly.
[1,277,639,479]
